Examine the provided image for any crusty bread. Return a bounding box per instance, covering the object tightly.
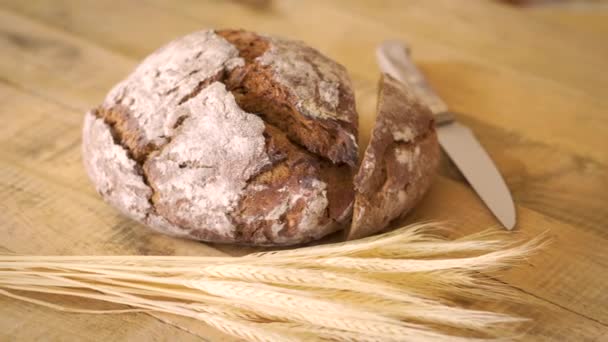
[217,30,359,167]
[346,74,439,240]
[83,29,356,246]
[82,30,437,246]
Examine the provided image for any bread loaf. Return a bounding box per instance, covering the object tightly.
[82,29,437,246]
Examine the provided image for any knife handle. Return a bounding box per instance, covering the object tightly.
[377,41,452,124]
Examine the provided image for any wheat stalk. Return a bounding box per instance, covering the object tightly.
[0,222,547,341]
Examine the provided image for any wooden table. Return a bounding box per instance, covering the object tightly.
[0,0,606,340]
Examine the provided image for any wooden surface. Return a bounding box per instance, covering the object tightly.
[0,0,606,340]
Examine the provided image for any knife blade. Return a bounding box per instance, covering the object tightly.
[376,40,516,230]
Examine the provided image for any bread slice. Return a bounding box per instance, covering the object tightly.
[347,74,439,240]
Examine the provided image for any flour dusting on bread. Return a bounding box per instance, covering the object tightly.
[82,30,438,246]
[144,83,269,239]
[104,30,244,149]
[82,112,152,221]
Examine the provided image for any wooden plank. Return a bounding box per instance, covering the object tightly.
[0,81,237,255]
[0,85,227,257]
[0,11,236,339]
[2,0,607,234]
[0,74,606,324]
[401,173,608,341]
[322,0,608,89]
[140,0,608,162]
[0,179,236,333]
[0,7,135,109]
[357,79,608,234]
[5,0,608,162]
[0,300,204,342]
[0,1,605,340]
[0,0,605,310]
[0,81,236,339]
[0,82,605,338]
[460,292,607,341]
[526,5,608,40]
[408,177,608,321]
[146,0,608,232]
[0,0,208,59]
[0,48,606,341]
[0,82,236,341]
[0,158,229,339]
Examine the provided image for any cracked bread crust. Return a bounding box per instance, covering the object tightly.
[232,124,353,245]
[218,29,358,166]
[143,83,271,242]
[82,29,356,246]
[102,30,244,161]
[347,74,439,240]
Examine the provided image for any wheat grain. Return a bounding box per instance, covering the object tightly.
[0,222,546,341]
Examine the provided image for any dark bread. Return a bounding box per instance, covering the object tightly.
[83,30,356,245]
[347,74,439,240]
[82,30,437,246]
[232,125,354,245]
[217,29,359,167]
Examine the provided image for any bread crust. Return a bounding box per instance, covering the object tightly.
[83,30,439,245]
[347,74,439,240]
[83,30,356,246]
[217,29,358,166]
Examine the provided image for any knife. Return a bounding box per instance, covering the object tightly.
[376,40,516,230]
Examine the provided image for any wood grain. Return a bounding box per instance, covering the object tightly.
[527,4,608,42]
[0,0,606,340]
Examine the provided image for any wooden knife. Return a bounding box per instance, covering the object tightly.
[376,40,516,230]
